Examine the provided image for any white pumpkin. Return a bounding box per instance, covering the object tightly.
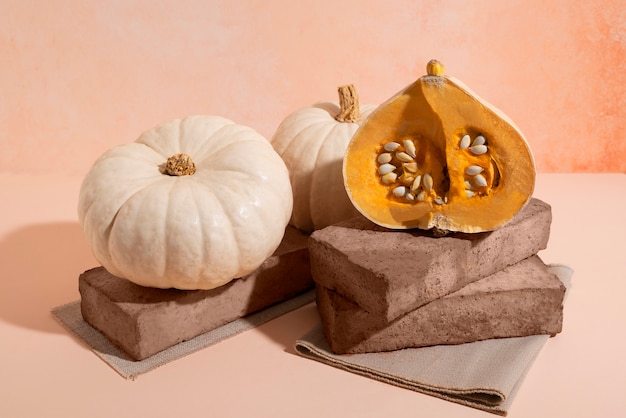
[271,85,376,232]
[78,115,293,290]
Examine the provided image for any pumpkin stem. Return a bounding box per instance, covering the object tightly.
[165,153,196,176]
[426,59,445,77]
[336,84,361,123]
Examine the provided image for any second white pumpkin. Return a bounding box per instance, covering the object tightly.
[271,86,376,232]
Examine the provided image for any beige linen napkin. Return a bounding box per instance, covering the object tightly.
[294,264,572,416]
[52,288,315,380]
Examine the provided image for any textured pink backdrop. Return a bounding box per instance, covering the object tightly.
[2,0,625,175]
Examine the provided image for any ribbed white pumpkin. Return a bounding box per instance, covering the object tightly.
[271,85,376,232]
[78,115,293,290]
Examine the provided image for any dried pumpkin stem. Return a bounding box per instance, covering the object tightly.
[165,153,196,176]
[335,84,361,123]
[426,59,445,77]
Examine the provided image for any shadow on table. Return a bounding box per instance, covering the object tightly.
[0,220,322,356]
[0,222,96,334]
[253,299,321,355]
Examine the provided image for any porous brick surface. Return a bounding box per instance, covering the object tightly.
[79,226,312,361]
[309,198,552,321]
[317,255,565,354]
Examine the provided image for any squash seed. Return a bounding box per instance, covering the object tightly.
[472,135,486,146]
[377,153,392,164]
[411,174,422,192]
[378,163,396,175]
[465,180,475,190]
[459,134,471,149]
[396,151,414,163]
[403,140,417,158]
[465,189,475,198]
[465,165,483,175]
[403,162,419,173]
[422,173,433,191]
[381,172,397,184]
[434,197,445,205]
[473,174,488,187]
[406,192,415,201]
[384,142,401,152]
[416,191,426,201]
[469,145,488,155]
[399,174,414,185]
[392,186,406,197]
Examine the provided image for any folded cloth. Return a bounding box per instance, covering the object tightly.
[294,264,572,416]
[52,288,316,380]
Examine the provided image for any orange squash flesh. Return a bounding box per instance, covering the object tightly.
[343,61,535,233]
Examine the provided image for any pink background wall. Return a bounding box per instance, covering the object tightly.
[2,0,625,176]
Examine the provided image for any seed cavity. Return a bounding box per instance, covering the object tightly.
[377,131,488,203]
[377,138,437,204]
[456,135,492,198]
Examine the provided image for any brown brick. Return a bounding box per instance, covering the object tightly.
[309,198,551,321]
[317,255,565,354]
[79,226,313,361]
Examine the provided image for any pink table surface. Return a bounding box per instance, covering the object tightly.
[1,173,624,418]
